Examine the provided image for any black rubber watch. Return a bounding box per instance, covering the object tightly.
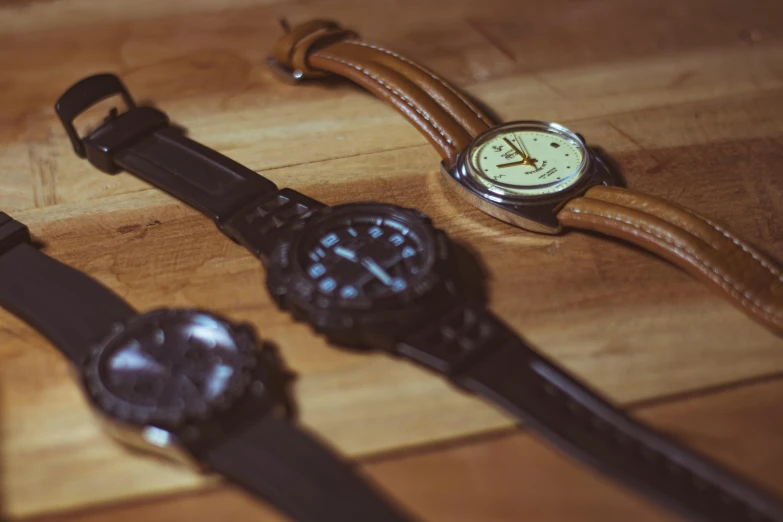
[0,211,413,522]
[57,74,783,522]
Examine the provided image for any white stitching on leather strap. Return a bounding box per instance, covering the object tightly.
[345,40,488,125]
[317,53,456,150]
[702,216,783,281]
[567,207,783,321]
[611,193,783,282]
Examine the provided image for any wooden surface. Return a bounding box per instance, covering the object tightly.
[1,0,782,520]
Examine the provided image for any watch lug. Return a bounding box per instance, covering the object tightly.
[590,148,621,187]
[96,414,204,471]
[505,201,563,234]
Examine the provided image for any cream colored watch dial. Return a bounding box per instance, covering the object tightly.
[468,125,588,197]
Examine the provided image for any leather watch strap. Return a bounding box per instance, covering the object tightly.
[270,20,494,159]
[397,301,783,522]
[56,74,324,261]
[558,185,783,335]
[0,215,136,364]
[270,21,783,337]
[205,415,415,522]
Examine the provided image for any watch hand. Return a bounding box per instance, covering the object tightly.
[352,255,402,289]
[333,246,358,262]
[503,137,528,160]
[501,137,537,167]
[382,254,402,269]
[497,160,532,169]
[361,258,393,286]
[513,133,538,165]
[512,133,530,156]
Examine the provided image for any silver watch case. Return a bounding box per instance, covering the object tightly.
[441,120,616,234]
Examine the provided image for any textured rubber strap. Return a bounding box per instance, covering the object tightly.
[60,81,325,259]
[112,128,324,259]
[397,302,783,522]
[110,125,278,223]
[220,188,325,259]
[57,73,280,225]
[205,416,415,522]
[270,20,494,160]
[558,185,783,336]
[0,243,137,365]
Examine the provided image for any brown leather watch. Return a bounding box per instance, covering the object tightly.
[269,19,783,336]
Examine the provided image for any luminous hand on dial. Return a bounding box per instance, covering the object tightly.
[361,258,393,286]
[332,245,397,287]
[333,246,358,262]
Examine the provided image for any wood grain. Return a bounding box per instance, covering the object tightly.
[23,379,783,522]
[1,0,782,519]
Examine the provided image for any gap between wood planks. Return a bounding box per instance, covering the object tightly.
[16,370,783,522]
[237,85,783,175]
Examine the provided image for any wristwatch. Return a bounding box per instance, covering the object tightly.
[0,211,414,522]
[267,19,783,337]
[56,73,783,522]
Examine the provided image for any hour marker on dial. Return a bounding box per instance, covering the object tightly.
[318,278,337,293]
[369,227,383,238]
[308,264,326,278]
[340,286,358,299]
[321,233,339,247]
[391,278,407,292]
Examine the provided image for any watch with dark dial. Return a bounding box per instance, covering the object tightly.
[267,19,783,337]
[56,73,783,522]
[0,211,414,522]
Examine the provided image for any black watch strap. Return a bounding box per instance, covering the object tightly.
[0,213,136,365]
[56,74,324,259]
[397,302,783,522]
[205,415,414,522]
[220,188,325,259]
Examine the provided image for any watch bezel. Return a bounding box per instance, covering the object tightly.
[82,309,258,428]
[443,120,617,234]
[466,120,591,198]
[266,203,457,350]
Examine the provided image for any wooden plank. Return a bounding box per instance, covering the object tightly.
[1,0,782,518]
[22,379,783,522]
